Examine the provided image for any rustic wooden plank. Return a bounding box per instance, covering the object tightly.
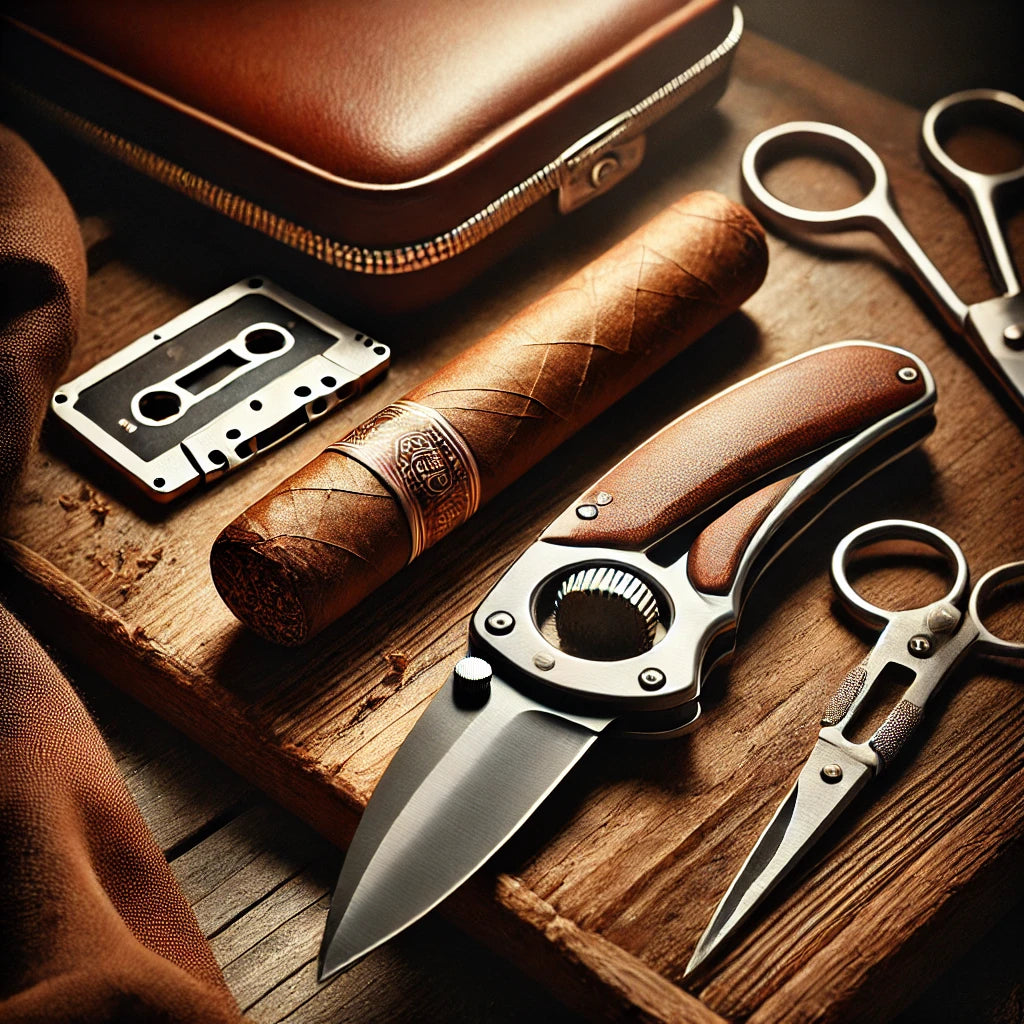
[123,745,251,855]
[3,30,1023,1024]
[173,804,297,907]
[194,845,328,940]
[47,651,583,1022]
[208,864,329,969]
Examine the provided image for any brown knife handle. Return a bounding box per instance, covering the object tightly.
[686,475,798,595]
[542,343,927,550]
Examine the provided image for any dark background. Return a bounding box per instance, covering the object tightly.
[742,0,1022,109]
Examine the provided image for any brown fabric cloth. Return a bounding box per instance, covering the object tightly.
[0,125,243,1023]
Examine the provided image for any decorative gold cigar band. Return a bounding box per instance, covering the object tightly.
[329,400,481,560]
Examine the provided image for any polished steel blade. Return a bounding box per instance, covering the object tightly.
[318,666,612,980]
[685,739,873,977]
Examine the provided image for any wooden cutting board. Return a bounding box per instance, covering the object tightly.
[4,33,1023,1024]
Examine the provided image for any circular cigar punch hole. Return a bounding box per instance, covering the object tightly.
[532,563,669,663]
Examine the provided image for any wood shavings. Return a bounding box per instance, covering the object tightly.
[56,482,112,526]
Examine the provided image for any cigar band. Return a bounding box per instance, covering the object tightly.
[329,400,481,561]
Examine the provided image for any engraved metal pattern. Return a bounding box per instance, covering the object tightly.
[870,699,924,765]
[10,8,742,275]
[330,400,480,560]
[820,661,868,727]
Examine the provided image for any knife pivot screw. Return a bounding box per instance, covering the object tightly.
[454,656,492,705]
[576,504,599,520]
[1004,323,1024,350]
[638,668,666,691]
[821,763,844,783]
[897,366,919,382]
[484,611,515,636]
[907,634,933,657]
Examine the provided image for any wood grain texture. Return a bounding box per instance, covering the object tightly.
[3,31,1023,1024]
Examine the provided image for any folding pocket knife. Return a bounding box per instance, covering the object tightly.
[319,341,937,979]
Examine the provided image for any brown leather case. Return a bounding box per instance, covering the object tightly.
[210,190,768,644]
[1,0,741,310]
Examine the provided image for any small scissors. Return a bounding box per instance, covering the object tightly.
[741,89,1024,416]
[686,519,1024,975]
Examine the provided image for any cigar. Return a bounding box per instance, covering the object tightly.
[210,190,768,644]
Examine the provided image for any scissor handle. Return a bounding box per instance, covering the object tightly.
[830,519,970,631]
[741,121,891,234]
[922,89,1024,297]
[741,122,967,327]
[968,561,1024,658]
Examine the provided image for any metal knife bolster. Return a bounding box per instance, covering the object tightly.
[471,342,936,730]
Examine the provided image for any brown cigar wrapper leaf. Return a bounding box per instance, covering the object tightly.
[211,190,768,644]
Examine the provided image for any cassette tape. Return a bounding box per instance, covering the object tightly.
[51,277,390,501]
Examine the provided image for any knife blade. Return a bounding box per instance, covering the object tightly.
[319,666,612,978]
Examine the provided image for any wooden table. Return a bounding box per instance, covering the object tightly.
[3,31,1023,1024]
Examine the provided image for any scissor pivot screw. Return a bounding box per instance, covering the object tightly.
[821,763,844,783]
[484,611,515,636]
[1004,323,1024,350]
[638,668,666,691]
[897,366,919,382]
[907,634,933,657]
[454,656,492,705]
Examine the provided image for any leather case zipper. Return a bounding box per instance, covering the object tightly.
[9,7,742,277]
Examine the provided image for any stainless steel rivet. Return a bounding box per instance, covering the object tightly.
[897,366,919,382]
[638,668,666,691]
[533,652,556,671]
[484,611,515,636]
[1004,323,1024,350]
[576,504,599,520]
[821,763,843,783]
[907,634,933,657]
[594,491,614,506]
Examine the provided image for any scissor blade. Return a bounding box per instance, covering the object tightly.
[685,739,873,977]
[318,667,611,980]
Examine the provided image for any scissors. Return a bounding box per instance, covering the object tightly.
[741,89,1024,416]
[317,341,938,979]
[686,519,1024,976]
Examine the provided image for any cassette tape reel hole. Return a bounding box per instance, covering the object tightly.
[243,325,289,354]
[138,390,182,422]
